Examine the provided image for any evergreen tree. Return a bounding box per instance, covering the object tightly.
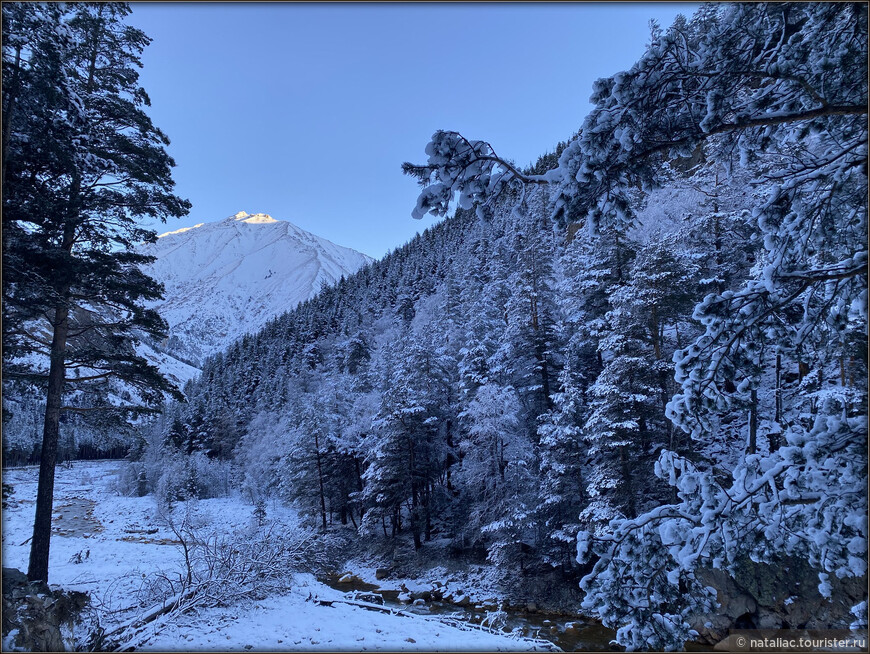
[2,3,189,582]
[536,365,586,568]
[361,334,448,547]
[283,395,332,530]
[406,3,866,647]
[499,204,562,418]
[458,231,509,395]
[456,382,535,569]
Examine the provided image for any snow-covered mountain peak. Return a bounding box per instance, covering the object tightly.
[139,211,372,377]
[158,211,280,239]
[228,211,278,225]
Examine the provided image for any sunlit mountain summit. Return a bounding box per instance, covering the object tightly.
[139,211,372,375]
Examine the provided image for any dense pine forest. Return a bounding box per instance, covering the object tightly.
[3,2,867,650]
[121,3,868,648]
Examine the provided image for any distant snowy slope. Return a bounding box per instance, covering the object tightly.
[140,211,372,371]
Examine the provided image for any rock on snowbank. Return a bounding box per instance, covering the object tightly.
[1,568,89,652]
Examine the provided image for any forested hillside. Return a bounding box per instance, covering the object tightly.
[96,2,870,649]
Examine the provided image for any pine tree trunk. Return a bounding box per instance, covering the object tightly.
[28,209,77,583]
[424,481,432,542]
[713,190,725,295]
[615,232,623,281]
[747,388,758,455]
[445,416,456,494]
[538,351,552,411]
[772,353,783,451]
[27,302,69,582]
[313,431,327,530]
[619,445,636,519]
[408,438,422,549]
[354,457,365,521]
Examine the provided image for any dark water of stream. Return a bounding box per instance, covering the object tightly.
[321,574,619,652]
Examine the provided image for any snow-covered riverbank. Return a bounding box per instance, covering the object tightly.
[2,460,557,650]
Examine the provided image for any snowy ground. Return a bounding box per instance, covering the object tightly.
[139,576,547,652]
[2,460,555,651]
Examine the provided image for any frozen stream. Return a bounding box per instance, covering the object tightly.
[321,573,618,651]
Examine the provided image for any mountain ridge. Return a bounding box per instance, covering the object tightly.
[139,211,372,378]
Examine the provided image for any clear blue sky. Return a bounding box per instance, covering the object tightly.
[130,2,697,259]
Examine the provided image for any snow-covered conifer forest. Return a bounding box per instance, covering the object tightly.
[3,2,867,651]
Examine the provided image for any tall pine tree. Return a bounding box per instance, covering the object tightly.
[2,3,189,582]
